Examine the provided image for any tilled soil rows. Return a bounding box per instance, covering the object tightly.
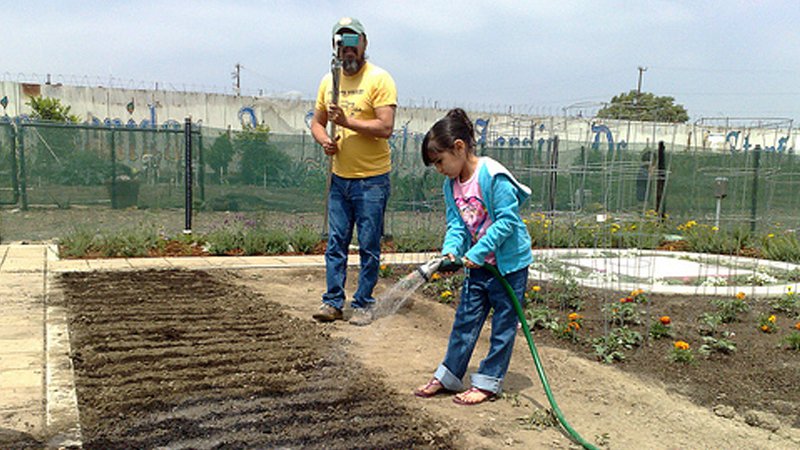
[58,270,455,449]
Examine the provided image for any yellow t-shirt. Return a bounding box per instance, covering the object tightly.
[316,62,397,178]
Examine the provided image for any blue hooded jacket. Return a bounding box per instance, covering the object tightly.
[441,157,533,276]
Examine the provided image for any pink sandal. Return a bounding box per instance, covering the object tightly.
[414,378,448,398]
[452,387,496,405]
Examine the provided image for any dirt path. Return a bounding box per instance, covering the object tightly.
[235,267,800,450]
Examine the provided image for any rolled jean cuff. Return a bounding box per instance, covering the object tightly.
[434,364,464,392]
[470,373,502,394]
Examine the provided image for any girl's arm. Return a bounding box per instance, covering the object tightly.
[465,175,521,264]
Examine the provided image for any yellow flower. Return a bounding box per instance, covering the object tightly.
[711,226,719,231]
[523,219,529,224]
[735,292,746,300]
[767,233,775,239]
[380,264,387,271]
[568,312,581,321]
[674,341,690,351]
[533,285,541,292]
[768,315,776,323]
[440,290,453,299]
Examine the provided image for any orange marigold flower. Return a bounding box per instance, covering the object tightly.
[660,316,671,325]
[795,322,800,330]
[568,312,581,321]
[567,321,581,331]
[431,272,441,280]
[380,264,387,270]
[620,297,633,303]
[674,341,690,351]
[736,292,746,300]
[761,325,769,332]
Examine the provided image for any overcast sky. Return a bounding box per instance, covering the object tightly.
[4,1,800,121]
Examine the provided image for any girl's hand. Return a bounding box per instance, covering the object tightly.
[463,257,480,269]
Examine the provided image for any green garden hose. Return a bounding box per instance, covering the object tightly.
[482,263,599,450]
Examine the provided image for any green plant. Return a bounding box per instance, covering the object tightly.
[524,284,544,303]
[289,225,320,254]
[649,316,673,340]
[378,263,394,278]
[602,300,641,326]
[670,340,695,364]
[783,330,800,351]
[97,225,161,257]
[422,272,464,304]
[770,288,799,316]
[697,312,724,336]
[204,227,245,255]
[591,327,642,363]
[59,227,97,257]
[242,228,289,255]
[591,335,626,364]
[757,313,778,333]
[525,306,559,331]
[549,267,583,311]
[698,336,737,355]
[711,296,750,323]
[27,96,81,122]
[681,221,748,255]
[393,227,443,252]
[760,231,800,263]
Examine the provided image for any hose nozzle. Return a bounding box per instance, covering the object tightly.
[417,257,445,281]
[417,256,463,281]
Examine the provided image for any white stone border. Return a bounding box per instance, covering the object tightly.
[529,248,800,298]
[44,252,83,448]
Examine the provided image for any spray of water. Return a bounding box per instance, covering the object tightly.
[372,269,428,319]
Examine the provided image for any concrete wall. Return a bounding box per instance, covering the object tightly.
[0,81,795,153]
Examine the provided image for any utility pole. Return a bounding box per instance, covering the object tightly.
[232,63,241,96]
[635,66,647,120]
[636,66,647,97]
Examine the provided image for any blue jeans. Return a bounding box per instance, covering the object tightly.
[434,266,528,394]
[322,173,390,310]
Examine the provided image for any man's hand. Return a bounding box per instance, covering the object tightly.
[320,134,340,156]
[328,104,349,128]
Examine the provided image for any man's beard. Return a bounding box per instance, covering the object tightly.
[342,57,362,75]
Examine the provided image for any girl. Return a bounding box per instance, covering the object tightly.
[414,108,533,405]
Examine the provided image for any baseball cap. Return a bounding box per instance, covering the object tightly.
[332,17,366,36]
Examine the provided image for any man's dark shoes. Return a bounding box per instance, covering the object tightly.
[312,304,343,322]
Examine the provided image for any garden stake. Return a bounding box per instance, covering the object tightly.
[417,256,600,450]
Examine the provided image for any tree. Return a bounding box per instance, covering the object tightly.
[206,133,235,184]
[234,124,291,186]
[27,96,81,122]
[597,90,688,123]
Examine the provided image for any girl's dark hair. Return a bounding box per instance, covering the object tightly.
[421,108,476,166]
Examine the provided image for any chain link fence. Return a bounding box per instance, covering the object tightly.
[1,120,799,242]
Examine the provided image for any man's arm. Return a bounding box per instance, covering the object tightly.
[328,104,396,139]
[311,107,338,156]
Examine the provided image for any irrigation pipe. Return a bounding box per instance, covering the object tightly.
[483,263,599,450]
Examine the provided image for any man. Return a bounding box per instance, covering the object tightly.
[310,17,397,325]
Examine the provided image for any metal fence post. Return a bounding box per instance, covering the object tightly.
[17,122,28,211]
[110,129,117,209]
[183,117,193,234]
[9,123,19,205]
[655,141,666,219]
[751,145,761,232]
